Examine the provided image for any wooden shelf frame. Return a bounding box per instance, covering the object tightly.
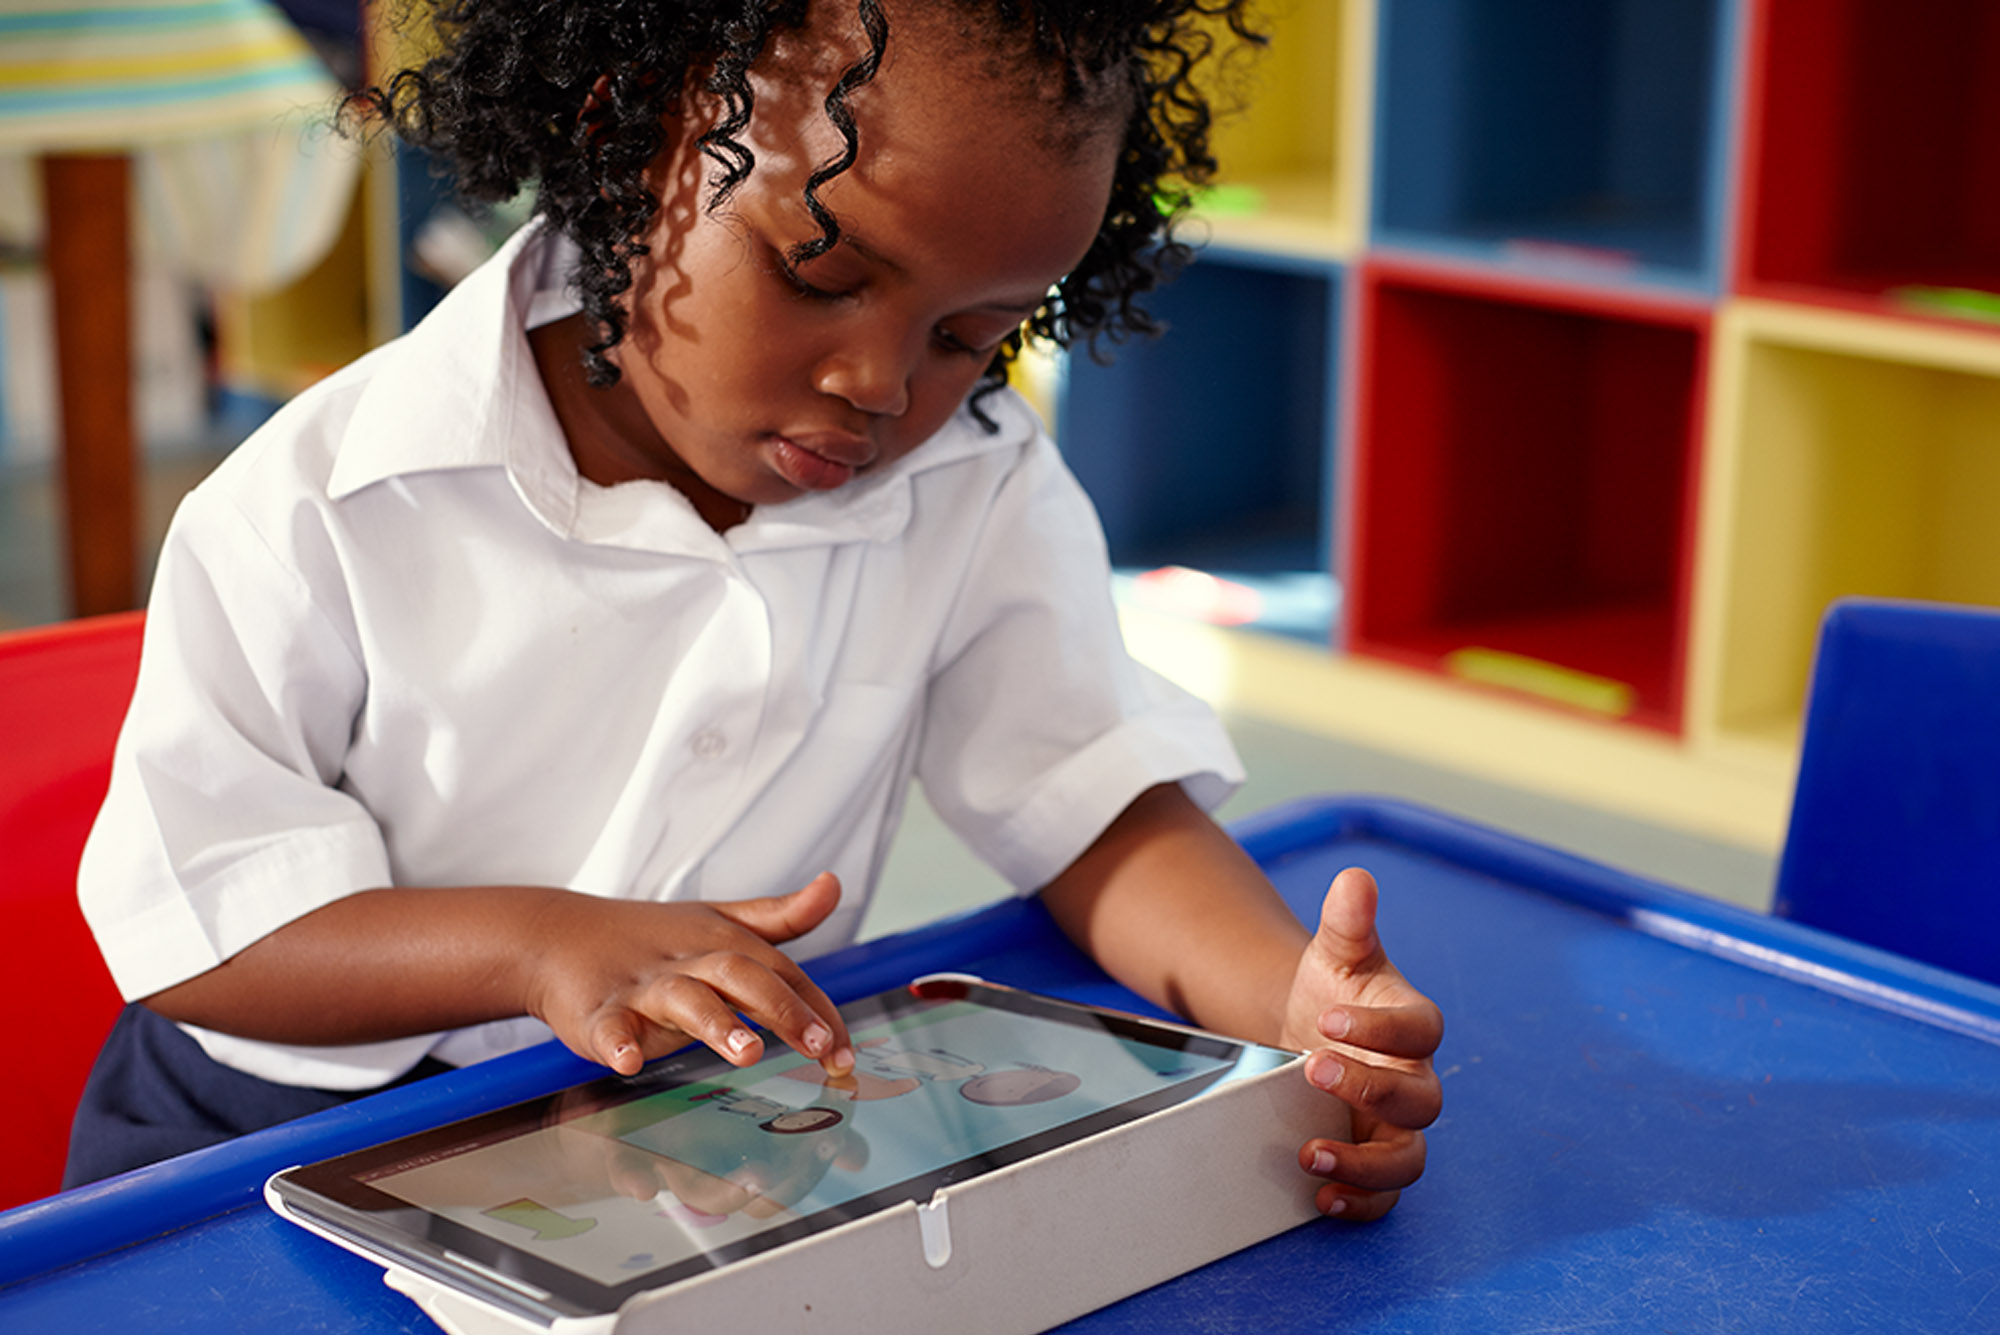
[1688,299,2000,777]
[1191,0,1377,260]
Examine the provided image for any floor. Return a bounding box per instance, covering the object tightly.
[2,449,1779,947]
[0,452,223,633]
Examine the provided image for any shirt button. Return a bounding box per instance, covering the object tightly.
[691,729,728,759]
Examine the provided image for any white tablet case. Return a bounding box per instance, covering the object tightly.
[267,1001,1341,1334]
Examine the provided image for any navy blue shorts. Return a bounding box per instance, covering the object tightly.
[64,1004,453,1189]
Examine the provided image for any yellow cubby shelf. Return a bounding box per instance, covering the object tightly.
[1120,604,1793,856]
[213,172,377,403]
[1688,299,2000,779]
[1192,0,1372,261]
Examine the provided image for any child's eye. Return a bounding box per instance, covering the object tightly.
[932,326,981,356]
[935,322,1016,358]
[774,255,852,304]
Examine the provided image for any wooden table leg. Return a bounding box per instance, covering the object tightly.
[40,153,137,617]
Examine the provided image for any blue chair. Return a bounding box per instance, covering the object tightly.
[1773,598,2000,987]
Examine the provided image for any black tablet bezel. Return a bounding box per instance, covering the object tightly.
[269,978,1293,1324]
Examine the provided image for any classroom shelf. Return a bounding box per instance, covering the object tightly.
[1119,603,1792,854]
[1190,0,1372,259]
[1067,4,2000,849]
[1371,0,1737,292]
[177,1,2000,854]
[1346,261,1707,732]
[1688,300,2000,772]
[1738,0,2000,324]
[1054,248,1341,644]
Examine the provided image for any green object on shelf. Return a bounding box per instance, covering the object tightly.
[1889,286,2000,325]
[1199,183,1266,216]
[1444,647,1637,719]
[1158,183,1267,218]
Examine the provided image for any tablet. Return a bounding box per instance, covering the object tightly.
[267,976,1297,1327]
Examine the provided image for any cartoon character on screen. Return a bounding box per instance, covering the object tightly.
[780,1035,970,1100]
[759,1106,848,1135]
[857,1042,985,1083]
[785,1037,1079,1108]
[957,1064,1079,1106]
[695,1089,793,1122]
[645,1089,870,1221]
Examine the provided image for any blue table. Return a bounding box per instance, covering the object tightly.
[6,797,2000,1332]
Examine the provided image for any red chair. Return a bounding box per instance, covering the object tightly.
[0,611,144,1209]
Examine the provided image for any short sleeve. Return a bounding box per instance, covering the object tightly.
[78,482,393,1006]
[913,433,1244,891]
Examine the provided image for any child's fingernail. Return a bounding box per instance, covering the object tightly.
[1322,1195,1348,1217]
[1311,1148,1337,1176]
[1319,1008,1352,1039]
[828,1045,855,1074]
[727,1028,757,1056]
[1307,1054,1343,1091]
[803,1022,832,1055]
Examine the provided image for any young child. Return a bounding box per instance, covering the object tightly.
[71,0,1442,1221]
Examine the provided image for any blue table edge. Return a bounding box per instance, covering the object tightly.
[5,793,1997,1291]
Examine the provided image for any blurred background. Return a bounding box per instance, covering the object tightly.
[10,1,1998,931]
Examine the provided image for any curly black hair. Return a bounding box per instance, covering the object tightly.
[351,0,1265,420]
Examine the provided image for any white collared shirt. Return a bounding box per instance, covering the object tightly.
[79,223,1243,1089]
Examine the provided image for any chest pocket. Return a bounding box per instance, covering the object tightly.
[699,680,923,953]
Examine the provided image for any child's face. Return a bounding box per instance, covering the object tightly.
[577,4,1122,520]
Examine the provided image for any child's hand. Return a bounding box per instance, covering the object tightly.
[1281,867,1443,1221]
[523,872,856,1079]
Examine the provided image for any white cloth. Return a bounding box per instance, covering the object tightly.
[79,222,1244,1089]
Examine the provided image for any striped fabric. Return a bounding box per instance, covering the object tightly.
[0,0,341,152]
[0,0,359,292]
[131,117,361,291]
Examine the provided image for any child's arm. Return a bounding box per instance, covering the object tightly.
[1038,784,1443,1221]
[144,873,857,1077]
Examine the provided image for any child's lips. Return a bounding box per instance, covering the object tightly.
[770,432,872,492]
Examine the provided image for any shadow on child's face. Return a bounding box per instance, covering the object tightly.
[563,0,1123,524]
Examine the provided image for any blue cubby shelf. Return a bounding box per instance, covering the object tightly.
[1371,0,1744,296]
[1054,246,1345,645]
[394,143,453,333]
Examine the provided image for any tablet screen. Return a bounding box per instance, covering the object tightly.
[270,978,1294,1323]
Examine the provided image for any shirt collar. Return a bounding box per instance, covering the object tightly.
[327,220,564,505]
[325,219,1035,554]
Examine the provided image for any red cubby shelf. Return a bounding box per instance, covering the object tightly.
[1346,261,1709,733]
[1737,0,2000,326]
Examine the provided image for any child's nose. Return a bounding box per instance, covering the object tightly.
[811,337,912,417]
